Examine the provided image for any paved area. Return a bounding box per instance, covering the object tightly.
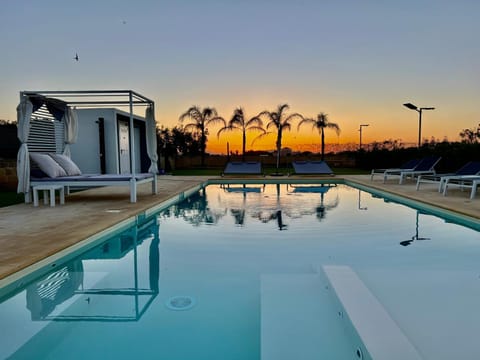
[0,175,478,283]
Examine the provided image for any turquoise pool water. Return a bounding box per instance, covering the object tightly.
[0,182,479,360]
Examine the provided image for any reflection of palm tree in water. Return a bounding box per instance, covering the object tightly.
[231,209,246,226]
[251,184,288,230]
[275,210,288,230]
[315,188,339,221]
[161,187,225,226]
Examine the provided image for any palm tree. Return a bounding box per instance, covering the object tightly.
[179,106,225,166]
[298,112,340,161]
[256,104,303,170]
[217,107,265,161]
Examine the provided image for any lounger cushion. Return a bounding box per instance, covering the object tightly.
[30,153,67,178]
[49,154,82,176]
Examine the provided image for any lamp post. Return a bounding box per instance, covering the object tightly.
[403,103,435,147]
[358,124,369,150]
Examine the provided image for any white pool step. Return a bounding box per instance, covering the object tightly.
[260,273,352,360]
[323,265,423,360]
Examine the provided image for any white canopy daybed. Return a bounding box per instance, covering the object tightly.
[17,90,159,203]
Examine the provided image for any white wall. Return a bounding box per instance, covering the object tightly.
[71,108,146,174]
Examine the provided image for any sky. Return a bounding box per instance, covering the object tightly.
[1,0,479,154]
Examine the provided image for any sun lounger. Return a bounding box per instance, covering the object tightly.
[375,156,441,184]
[222,161,263,176]
[416,161,480,192]
[370,159,420,182]
[30,173,157,203]
[442,175,480,199]
[398,156,442,184]
[290,161,334,175]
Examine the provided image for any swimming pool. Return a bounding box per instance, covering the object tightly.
[1,182,479,359]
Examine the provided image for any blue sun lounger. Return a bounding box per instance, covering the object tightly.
[397,156,442,184]
[222,162,263,176]
[442,175,480,199]
[370,159,420,182]
[290,161,334,175]
[416,161,480,192]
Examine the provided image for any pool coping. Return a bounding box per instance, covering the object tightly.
[0,175,478,289]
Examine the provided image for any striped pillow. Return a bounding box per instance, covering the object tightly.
[48,154,82,176]
[30,153,67,178]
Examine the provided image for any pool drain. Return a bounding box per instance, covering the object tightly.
[165,296,196,311]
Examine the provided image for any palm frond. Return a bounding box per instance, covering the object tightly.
[326,122,341,136]
[245,116,263,127]
[217,125,234,138]
[297,117,315,131]
[208,116,226,127]
[276,103,290,115]
[251,131,273,145]
[179,106,202,123]
[246,126,266,134]
[285,112,304,123]
[202,107,218,119]
[184,123,200,133]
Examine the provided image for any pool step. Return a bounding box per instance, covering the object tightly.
[323,265,423,360]
[260,273,352,360]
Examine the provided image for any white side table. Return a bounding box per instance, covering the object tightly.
[32,185,65,207]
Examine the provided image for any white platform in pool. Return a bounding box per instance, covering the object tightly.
[260,273,353,360]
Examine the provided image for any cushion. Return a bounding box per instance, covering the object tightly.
[30,153,67,178]
[49,153,82,176]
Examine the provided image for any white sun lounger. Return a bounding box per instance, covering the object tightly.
[442,175,480,200]
[30,173,157,203]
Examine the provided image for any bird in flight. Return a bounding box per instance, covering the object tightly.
[74,53,79,61]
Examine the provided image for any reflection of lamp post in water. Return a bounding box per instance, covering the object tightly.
[400,210,431,246]
[357,190,368,210]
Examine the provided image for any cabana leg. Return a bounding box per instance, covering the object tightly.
[130,178,137,203]
[152,174,158,194]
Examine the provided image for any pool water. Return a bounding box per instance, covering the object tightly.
[1,183,479,360]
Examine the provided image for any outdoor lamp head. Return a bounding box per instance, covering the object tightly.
[403,103,418,111]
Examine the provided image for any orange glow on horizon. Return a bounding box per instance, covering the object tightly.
[207,129,364,154]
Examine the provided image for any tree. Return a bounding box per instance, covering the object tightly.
[179,106,225,166]
[217,107,265,161]
[459,124,480,144]
[297,112,340,161]
[256,104,303,170]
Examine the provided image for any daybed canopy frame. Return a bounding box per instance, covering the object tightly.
[17,90,158,200]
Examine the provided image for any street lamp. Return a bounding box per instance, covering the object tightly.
[403,103,435,147]
[358,124,369,150]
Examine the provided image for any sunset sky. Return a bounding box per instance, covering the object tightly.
[1,0,479,154]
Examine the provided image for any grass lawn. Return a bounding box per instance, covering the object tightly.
[0,191,24,207]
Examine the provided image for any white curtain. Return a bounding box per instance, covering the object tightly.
[16,96,34,193]
[145,105,159,174]
[62,107,78,157]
